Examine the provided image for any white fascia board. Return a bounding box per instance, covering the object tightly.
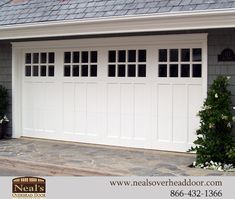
[1,8,235,40]
[11,33,208,49]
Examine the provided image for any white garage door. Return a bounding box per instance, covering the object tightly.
[21,35,207,152]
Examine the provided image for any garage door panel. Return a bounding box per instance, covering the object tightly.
[87,114,98,136]
[33,110,44,131]
[23,109,34,131]
[158,85,172,142]
[23,83,34,109]
[189,117,199,144]
[87,83,98,136]
[74,83,87,134]
[107,83,121,138]
[173,118,188,143]
[134,114,149,140]
[188,84,202,143]
[75,83,86,112]
[107,117,120,138]
[45,83,59,110]
[44,110,59,133]
[120,84,134,139]
[43,83,61,133]
[23,83,34,132]
[134,84,149,140]
[23,82,60,134]
[33,83,45,109]
[74,111,86,135]
[151,84,159,141]
[87,83,98,111]
[172,85,188,143]
[63,111,75,134]
[63,83,75,111]
[63,83,75,134]
[188,85,202,115]
[172,85,188,117]
[120,114,133,139]
[21,41,205,152]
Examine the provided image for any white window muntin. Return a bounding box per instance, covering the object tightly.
[107,49,147,78]
[156,44,203,80]
[23,51,55,79]
[63,50,98,78]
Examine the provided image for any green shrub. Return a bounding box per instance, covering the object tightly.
[189,76,235,165]
[0,85,8,119]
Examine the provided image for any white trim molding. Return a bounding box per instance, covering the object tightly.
[12,48,22,138]
[1,9,235,40]
[12,33,208,49]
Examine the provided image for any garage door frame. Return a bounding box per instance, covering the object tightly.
[12,33,208,151]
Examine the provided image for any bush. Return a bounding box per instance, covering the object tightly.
[189,76,235,166]
[0,85,8,119]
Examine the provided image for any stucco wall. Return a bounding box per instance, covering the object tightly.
[0,41,12,136]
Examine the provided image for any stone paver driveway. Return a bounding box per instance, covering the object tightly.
[0,138,234,176]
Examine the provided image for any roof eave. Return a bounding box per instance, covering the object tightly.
[0,8,235,40]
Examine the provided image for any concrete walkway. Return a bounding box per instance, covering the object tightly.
[0,138,234,176]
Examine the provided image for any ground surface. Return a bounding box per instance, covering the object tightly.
[0,166,52,176]
[0,138,234,176]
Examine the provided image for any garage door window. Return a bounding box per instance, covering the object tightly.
[158,48,202,78]
[25,52,55,77]
[108,50,146,77]
[64,51,98,77]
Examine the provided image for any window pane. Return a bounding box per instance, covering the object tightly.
[181,49,190,62]
[33,65,39,76]
[41,53,47,64]
[138,64,146,77]
[64,65,71,77]
[82,65,88,76]
[64,52,71,63]
[90,51,97,63]
[181,64,190,77]
[33,53,39,64]
[73,52,80,63]
[118,50,126,62]
[108,65,116,77]
[128,64,136,77]
[193,48,202,62]
[90,65,97,77]
[193,64,202,78]
[128,50,136,62]
[170,49,178,62]
[159,49,167,62]
[109,51,116,63]
[73,65,79,77]
[118,64,125,77]
[138,50,146,62]
[48,65,54,77]
[159,64,167,77]
[82,51,89,63]
[48,52,55,63]
[40,65,47,77]
[25,65,31,76]
[25,53,31,64]
[170,64,178,77]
